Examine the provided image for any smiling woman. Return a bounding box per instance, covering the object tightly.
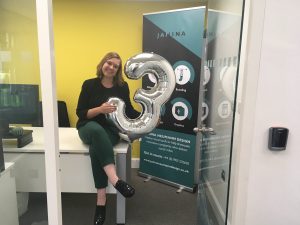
[76,51,140,225]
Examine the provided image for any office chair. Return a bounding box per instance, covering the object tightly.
[34,100,71,127]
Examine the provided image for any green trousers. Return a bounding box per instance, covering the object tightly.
[78,121,120,189]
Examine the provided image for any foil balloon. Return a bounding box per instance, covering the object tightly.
[106,52,176,142]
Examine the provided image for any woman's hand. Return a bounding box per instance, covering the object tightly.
[99,102,117,114]
[86,102,116,119]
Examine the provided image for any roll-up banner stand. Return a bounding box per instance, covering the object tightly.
[139,6,206,192]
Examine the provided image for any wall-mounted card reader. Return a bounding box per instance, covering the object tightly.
[268,127,289,151]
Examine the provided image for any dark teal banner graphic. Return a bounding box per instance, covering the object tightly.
[140,129,196,187]
[145,8,204,57]
[140,7,206,190]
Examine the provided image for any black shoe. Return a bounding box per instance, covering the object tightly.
[94,205,106,225]
[114,179,135,198]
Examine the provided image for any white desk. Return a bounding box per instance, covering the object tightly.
[0,162,19,225]
[3,127,130,224]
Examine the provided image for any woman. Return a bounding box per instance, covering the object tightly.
[76,52,139,225]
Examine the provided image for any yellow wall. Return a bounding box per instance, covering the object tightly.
[53,0,199,157]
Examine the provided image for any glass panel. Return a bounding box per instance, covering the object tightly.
[0,1,48,224]
[197,0,245,225]
[52,0,201,224]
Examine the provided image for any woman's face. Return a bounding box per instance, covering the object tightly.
[102,57,121,79]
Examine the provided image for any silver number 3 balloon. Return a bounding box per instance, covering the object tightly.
[106,52,176,142]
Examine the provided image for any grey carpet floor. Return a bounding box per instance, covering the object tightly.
[19,169,197,225]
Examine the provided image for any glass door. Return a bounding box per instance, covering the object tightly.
[196,0,245,225]
[1,1,61,225]
[0,0,50,224]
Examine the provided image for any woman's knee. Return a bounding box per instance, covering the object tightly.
[79,122,109,147]
[88,121,105,132]
[84,122,107,139]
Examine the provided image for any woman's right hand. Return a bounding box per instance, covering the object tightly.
[99,102,117,114]
[86,102,117,119]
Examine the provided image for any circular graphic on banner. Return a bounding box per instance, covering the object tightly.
[172,102,189,121]
[174,65,191,85]
[170,97,193,121]
[217,100,232,119]
[173,61,195,85]
[203,66,211,86]
[201,102,209,121]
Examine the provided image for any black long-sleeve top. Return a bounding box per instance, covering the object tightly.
[76,77,140,129]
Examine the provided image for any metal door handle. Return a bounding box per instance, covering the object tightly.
[193,126,216,135]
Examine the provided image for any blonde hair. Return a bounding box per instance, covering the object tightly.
[96,52,124,86]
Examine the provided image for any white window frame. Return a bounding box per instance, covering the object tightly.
[36,0,62,224]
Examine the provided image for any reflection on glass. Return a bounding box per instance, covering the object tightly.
[0,1,47,224]
[197,1,244,225]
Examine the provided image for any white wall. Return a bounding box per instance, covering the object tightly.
[231,0,300,225]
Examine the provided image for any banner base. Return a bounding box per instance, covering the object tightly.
[138,171,197,193]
